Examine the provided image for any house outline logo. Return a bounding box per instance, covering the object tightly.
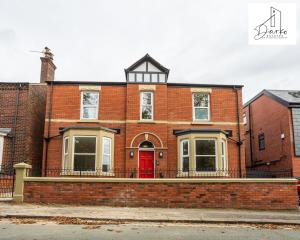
[253,6,287,41]
[248,3,296,45]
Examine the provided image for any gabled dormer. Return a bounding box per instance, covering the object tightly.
[125,54,169,83]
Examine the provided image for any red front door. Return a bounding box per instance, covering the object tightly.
[139,151,154,178]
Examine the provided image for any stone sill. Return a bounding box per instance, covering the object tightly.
[77,119,100,123]
[24,177,298,184]
[191,121,213,125]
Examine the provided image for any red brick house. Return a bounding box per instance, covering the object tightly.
[42,53,245,177]
[0,83,46,174]
[243,90,300,177]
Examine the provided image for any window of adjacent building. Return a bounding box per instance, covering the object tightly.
[102,137,111,172]
[63,137,69,169]
[140,92,153,120]
[243,112,247,125]
[80,91,99,120]
[193,93,210,121]
[258,133,265,151]
[195,139,216,171]
[180,139,189,172]
[73,136,96,171]
[0,136,3,171]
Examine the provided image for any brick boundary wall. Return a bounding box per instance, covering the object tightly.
[22,178,299,210]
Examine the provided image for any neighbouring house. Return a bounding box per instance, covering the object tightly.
[0,48,52,174]
[41,53,245,178]
[243,90,300,177]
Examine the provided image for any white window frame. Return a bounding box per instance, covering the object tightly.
[180,139,189,173]
[80,91,99,120]
[102,137,112,172]
[194,138,217,172]
[0,136,4,172]
[62,137,69,170]
[221,139,228,170]
[140,91,154,121]
[192,93,210,121]
[72,136,97,172]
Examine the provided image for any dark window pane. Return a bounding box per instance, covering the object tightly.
[74,137,96,153]
[102,164,109,172]
[195,140,215,155]
[182,141,188,155]
[196,156,216,171]
[193,93,209,107]
[83,92,98,105]
[258,134,265,150]
[182,157,189,172]
[142,106,152,119]
[74,155,95,171]
[142,93,152,105]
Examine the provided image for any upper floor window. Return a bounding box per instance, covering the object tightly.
[80,91,99,120]
[193,93,210,121]
[140,92,153,120]
[243,112,247,125]
[258,133,265,151]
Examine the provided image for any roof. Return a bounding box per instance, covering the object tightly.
[173,128,228,136]
[45,80,243,89]
[244,89,300,108]
[59,126,118,134]
[125,54,169,74]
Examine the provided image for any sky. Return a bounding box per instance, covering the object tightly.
[0,0,299,102]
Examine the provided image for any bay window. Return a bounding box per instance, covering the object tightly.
[177,131,228,176]
[140,91,153,120]
[193,93,210,121]
[195,139,217,171]
[61,127,115,175]
[63,137,69,170]
[180,139,189,172]
[0,136,3,171]
[221,140,227,169]
[73,136,96,171]
[102,137,111,172]
[80,91,99,120]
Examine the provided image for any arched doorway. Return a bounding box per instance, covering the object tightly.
[138,141,155,178]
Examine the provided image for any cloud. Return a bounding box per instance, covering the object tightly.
[0,0,299,102]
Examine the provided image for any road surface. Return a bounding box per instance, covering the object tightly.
[0,218,300,240]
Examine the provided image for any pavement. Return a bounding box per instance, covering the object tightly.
[0,202,300,225]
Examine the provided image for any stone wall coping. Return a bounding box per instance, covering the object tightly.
[13,163,32,169]
[24,177,298,183]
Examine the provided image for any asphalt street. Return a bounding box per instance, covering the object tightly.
[0,219,300,240]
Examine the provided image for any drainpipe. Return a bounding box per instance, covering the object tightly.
[10,84,21,169]
[234,87,242,177]
[44,81,54,175]
[248,103,254,167]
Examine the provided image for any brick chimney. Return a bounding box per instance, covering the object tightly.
[40,47,56,83]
